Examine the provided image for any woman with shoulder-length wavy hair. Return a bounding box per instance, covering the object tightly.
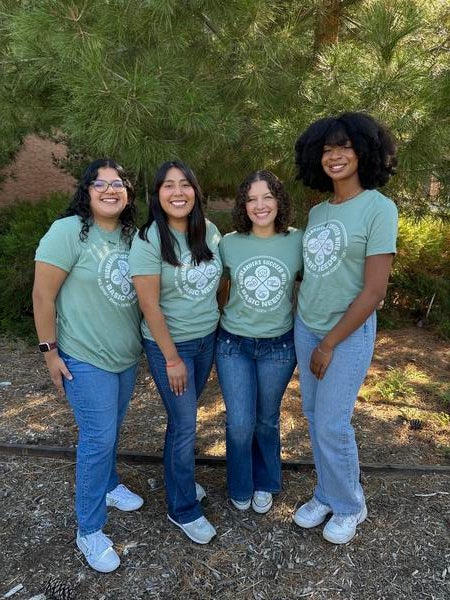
[215,170,303,515]
[129,160,222,545]
[33,158,143,573]
[292,112,398,544]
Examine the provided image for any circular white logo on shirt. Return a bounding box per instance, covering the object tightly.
[303,220,347,277]
[236,255,289,312]
[98,251,137,306]
[175,252,221,299]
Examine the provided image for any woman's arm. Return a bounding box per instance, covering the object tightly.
[32,262,73,396]
[310,253,394,379]
[132,274,187,396]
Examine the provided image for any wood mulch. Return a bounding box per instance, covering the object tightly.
[0,328,449,599]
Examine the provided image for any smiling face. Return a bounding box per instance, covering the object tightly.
[88,166,128,230]
[158,167,196,230]
[245,179,278,237]
[321,141,360,187]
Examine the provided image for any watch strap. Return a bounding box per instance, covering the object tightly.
[38,341,58,353]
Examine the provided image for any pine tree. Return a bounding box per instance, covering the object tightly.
[0,0,448,217]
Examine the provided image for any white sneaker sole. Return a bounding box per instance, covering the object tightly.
[322,505,368,544]
[167,515,215,545]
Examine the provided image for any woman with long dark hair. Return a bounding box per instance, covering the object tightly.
[33,159,143,572]
[293,112,398,544]
[216,170,303,515]
[129,160,222,544]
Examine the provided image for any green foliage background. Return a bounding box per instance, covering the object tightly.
[0,194,69,340]
[0,0,449,216]
[387,217,450,338]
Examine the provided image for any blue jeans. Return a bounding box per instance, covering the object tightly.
[61,351,138,535]
[294,314,376,515]
[215,327,296,501]
[143,331,216,524]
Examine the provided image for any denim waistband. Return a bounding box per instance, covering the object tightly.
[217,326,293,344]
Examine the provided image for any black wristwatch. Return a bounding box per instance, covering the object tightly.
[38,341,58,353]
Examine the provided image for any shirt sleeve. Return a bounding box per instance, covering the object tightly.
[207,220,222,247]
[128,229,162,276]
[34,218,80,272]
[366,198,398,257]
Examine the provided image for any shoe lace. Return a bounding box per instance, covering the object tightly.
[193,516,208,530]
[83,532,112,557]
[111,484,129,499]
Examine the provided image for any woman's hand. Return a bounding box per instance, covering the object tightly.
[45,352,73,397]
[133,274,188,396]
[166,358,187,396]
[310,343,333,380]
[308,254,395,380]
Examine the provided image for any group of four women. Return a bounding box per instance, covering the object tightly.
[33,112,398,572]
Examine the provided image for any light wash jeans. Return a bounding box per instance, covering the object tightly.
[215,327,297,501]
[143,330,216,524]
[294,314,376,515]
[61,351,138,535]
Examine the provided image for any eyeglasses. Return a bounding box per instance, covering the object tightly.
[90,179,126,193]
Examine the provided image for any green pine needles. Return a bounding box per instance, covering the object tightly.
[0,0,447,215]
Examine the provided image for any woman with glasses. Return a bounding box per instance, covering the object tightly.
[129,160,222,545]
[33,159,143,572]
[293,112,398,544]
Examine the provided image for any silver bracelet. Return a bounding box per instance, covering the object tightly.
[316,345,332,356]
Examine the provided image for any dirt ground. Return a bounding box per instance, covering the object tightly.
[0,327,449,599]
[1,327,449,465]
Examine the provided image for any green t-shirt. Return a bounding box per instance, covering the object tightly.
[129,220,222,342]
[35,215,142,372]
[297,189,398,334]
[220,228,303,338]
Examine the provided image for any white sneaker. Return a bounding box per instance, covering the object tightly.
[167,515,216,544]
[195,482,206,503]
[293,497,332,528]
[106,484,143,511]
[252,491,273,514]
[76,530,120,573]
[230,497,251,510]
[322,503,368,544]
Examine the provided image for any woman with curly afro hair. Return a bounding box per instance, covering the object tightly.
[33,159,143,573]
[292,112,398,544]
[215,170,303,515]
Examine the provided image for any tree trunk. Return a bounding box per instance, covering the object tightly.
[314,0,341,52]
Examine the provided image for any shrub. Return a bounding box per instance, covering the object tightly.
[0,194,69,340]
[206,209,233,235]
[384,216,450,339]
[375,367,415,402]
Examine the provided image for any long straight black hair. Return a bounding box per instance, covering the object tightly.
[139,160,213,266]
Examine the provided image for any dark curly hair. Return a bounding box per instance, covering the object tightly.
[232,170,292,234]
[139,160,213,266]
[60,158,136,244]
[294,112,397,192]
